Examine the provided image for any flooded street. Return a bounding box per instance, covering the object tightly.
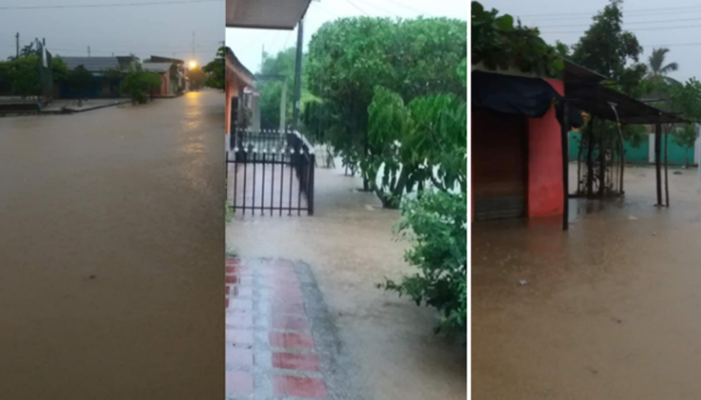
[0,91,224,399]
[473,164,701,399]
[227,165,466,399]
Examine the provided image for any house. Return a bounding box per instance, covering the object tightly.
[143,60,185,97]
[226,0,313,138]
[471,61,684,229]
[59,56,123,98]
[225,47,254,135]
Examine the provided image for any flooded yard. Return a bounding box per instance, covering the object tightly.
[473,164,701,399]
[227,164,466,399]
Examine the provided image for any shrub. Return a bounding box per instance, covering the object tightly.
[380,190,467,334]
[121,67,162,104]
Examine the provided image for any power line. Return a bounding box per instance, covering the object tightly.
[536,16,701,29]
[542,24,701,34]
[0,0,220,11]
[343,0,370,16]
[353,0,396,17]
[518,4,701,18]
[375,0,436,17]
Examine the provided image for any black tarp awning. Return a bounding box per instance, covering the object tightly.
[472,70,584,127]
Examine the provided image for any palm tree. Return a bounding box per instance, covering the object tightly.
[647,48,679,83]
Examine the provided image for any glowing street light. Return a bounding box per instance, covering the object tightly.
[189,60,198,69]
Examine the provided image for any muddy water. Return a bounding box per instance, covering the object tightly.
[473,165,701,399]
[0,91,224,399]
[227,166,466,400]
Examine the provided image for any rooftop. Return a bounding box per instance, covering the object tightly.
[61,57,120,72]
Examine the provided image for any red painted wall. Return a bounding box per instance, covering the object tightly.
[527,79,564,218]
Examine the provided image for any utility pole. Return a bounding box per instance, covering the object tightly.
[292,18,304,131]
[191,31,196,61]
[15,32,19,58]
[261,45,265,72]
[87,46,91,57]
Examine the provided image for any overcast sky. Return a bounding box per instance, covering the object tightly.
[226,0,468,74]
[483,0,701,83]
[0,0,223,64]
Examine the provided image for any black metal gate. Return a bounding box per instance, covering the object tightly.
[227,129,315,216]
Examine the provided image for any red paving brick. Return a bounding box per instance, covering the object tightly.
[272,352,321,372]
[274,375,327,399]
[226,371,254,395]
[271,315,309,331]
[227,347,254,367]
[226,329,254,345]
[226,258,331,398]
[269,332,315,349]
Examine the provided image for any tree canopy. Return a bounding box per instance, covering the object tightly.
[203,46,225,90]
[306,16,466,188]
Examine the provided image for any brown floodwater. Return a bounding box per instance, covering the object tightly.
[473,164,701,399]
[0,91,224,399]
[227,166,467,399]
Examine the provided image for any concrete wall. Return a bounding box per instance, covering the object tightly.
[527,79,564,218]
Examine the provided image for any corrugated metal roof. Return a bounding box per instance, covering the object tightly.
[143,62,172,73]
[62,57,120,72]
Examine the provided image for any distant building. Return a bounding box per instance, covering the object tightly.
[143,58,186,97]
[58,56,123,98]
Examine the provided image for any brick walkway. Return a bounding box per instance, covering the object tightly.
[227,258,350,400]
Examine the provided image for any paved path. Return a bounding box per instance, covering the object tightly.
[0,90,225,399]
[226,258,364,400]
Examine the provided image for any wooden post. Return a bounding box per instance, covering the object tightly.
[587,118,595,196]
[599,120,606,198]
[655,121,662,206]
[664,124,670,207]
[619,123,626,195]
[561,101,570,231]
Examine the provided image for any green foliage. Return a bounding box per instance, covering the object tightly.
[204,46,225,90]
[307,16,466,188]
[67,65,95,95]
[51,57,69,84]
[570,0,646,96]
[673,124,697,166]
[367,62,466,208]
[121,66,162,104]
[648,48,678,80]
[258,47,297,129]
[379,191,467,334]
[472,1,564,76]
[103,67,124,96]
[7,55,41,97]
[554,41,571,58]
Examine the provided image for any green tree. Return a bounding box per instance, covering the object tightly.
[51,56,69,84]
[307,16,466,190]
[7,55,41,97]
[647,48,679,82]
[67,66,95,103]
[203,46,225,90]
[258,47,297,129]
[121,66,162,104]
[571,0,646,96]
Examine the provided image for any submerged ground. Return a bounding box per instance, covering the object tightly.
[227,164,467,400]
[473,164,701,399]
